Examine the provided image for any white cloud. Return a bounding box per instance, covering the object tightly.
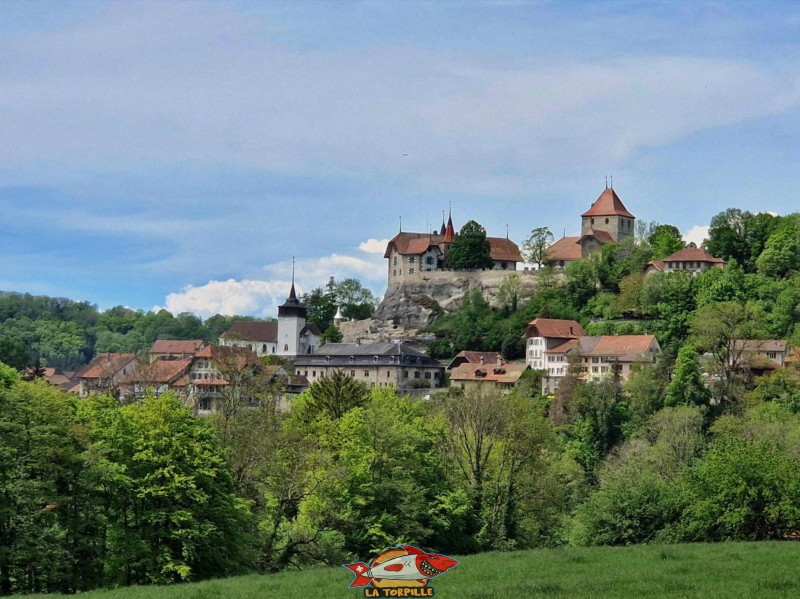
[160,279,289,319]
[160,241,388,318]
[358,238,390,254]
[683,225,710,247]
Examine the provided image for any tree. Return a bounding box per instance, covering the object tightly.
[522,227,554,268]
[497,272,524,312]
[664,346,709,407]
[301,287,337,332]
[333,278,377,321]
[706,208,750,266]
[0,337,29,371]
[648,224,684,260]
[446,220,494,269]
[86,393,254,585]
[691,301,767,404]
[304,370,369,420]
[564,260,597,310]
[756,214,800,279]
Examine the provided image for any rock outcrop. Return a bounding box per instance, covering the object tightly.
[340,269,537,343]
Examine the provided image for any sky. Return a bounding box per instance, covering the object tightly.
[2,0,799,318]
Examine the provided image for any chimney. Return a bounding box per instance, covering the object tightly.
[497,354,502,366]
[479,356,485,365]
[569,326,574,335]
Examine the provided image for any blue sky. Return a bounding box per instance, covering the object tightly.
[2,1,799,317]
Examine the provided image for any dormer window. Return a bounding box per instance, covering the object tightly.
[325,355,331,362]
[373,356,380,363]
[349,356,355,363]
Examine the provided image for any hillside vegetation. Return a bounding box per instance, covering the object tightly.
[26,542,800,599]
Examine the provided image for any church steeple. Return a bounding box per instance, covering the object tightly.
[278,258,305,317]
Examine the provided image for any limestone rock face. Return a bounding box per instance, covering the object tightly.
[339,270,537,343]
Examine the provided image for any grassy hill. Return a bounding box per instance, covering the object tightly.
[28,542,800,599]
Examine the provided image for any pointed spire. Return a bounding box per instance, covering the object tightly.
[288,257,297,300]
[439,210,446,235]
[605,175,608,189]
[443,203,455,243]
[399,216,402,233]
[506,224,509,239]
[610,175,613,189]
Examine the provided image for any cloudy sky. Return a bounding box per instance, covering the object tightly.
[2,1,799,317]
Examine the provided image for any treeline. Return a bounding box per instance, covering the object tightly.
[0,277,377,371]
[0,293,245,370]
[427,209,800,360]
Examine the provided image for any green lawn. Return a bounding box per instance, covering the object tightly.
[28,542,800,599]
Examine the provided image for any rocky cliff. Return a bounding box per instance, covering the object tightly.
[340,269,537,343]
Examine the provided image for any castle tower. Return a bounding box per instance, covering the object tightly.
[580,187,635,242]
[333,305,346,328]
[277,262,307,357]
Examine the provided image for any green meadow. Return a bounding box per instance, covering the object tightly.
[28,542,800,599]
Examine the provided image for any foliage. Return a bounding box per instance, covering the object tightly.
[303,370,370,420]
[521,226,554,268]
[663,346,709,407]
[0,337,29,371]
[333,278,377,321]
[647,224,684,260]
[446,220,494,269]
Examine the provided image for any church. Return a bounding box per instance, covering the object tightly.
[544,186,636,268]
[219,276,321,358]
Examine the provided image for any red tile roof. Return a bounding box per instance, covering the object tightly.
[195,345,257,362]
[545,236,582,261]
[646,260,665,272]
[733,340,787,353]
[150,339,205,356]
[586,335,658,357]
[525,319,585,339]
[581,188,635,218]
[120,359,192,385]
[447,351,504,370]
[662,247,724,264]
[580,229,616,244]
[450,362,529,384]
[220,321,278,343]
[385,232,522,262]
[488,237,523,262]
[77,353,138,379]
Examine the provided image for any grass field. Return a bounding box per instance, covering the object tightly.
[28,541,800,599]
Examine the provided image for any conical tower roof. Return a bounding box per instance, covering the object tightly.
[581,188,635,218]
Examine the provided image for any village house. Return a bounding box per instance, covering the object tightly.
[523,319,660,393]
[384,211,522,285]
[188,345,287,415]
[294,342,445,391]
[731,340,788,371]
[118,358,192,402]
[76,352,139,397]
[545,186,636,268]
[219,279,321,358]
[524,318,586,372]
[149,339,206,362]
[449,359,530,393]
[645,246,725,277]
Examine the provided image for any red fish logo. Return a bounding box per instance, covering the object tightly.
[343,545,458,596]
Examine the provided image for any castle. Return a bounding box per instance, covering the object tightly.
[384,211,522,285]
[545,186,636,268]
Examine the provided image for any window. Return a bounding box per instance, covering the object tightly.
[591,218,595,225]
[393,256,398,265]
[424,372,431,379]
[501,262,507,269]
[408,256,415,263]
[304,370,308,376]
[364,370,369,377]
[605,218,609,224]
[386,371,390,378]
[414,371,421,379]
[425,256,434,265]
[351,370,356,377]
[312,370,316,377]
[373,355,380,363]
[284,344,288,351]
[408,268,415,275]
[262,343,267,353]
[768,352,777,359]
[393,270,396,276]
